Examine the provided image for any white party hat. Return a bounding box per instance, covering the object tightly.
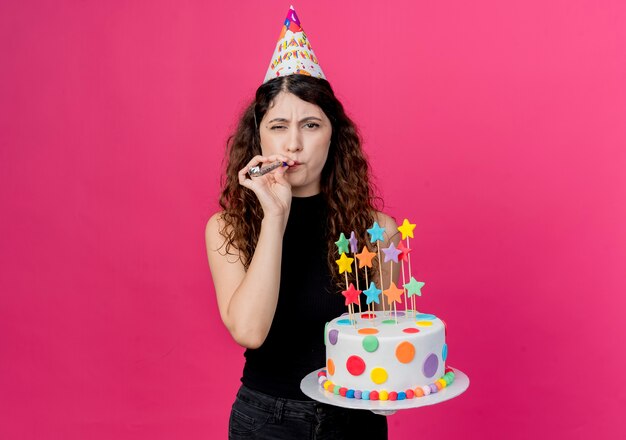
[263,5,326,83]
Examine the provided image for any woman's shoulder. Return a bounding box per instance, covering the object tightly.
[205,210,223,232]
[373,211,399,242]
[205,211,228,250]
[373,211,397,229]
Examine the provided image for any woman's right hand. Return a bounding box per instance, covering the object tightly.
[238,154,295,221]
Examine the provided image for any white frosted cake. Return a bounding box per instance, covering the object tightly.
[319,311,455,401]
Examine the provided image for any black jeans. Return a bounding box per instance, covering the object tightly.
[229,384,388,439]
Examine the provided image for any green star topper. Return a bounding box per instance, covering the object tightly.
[335,233,350,255]
[404,277,425,297]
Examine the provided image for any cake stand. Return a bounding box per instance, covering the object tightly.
[300,367,469,414]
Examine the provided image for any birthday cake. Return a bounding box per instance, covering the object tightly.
[319,311,454,401]
[317,220,456,401]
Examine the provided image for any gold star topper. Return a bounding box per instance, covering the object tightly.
[397,218,416,240]
[335,253,354,274]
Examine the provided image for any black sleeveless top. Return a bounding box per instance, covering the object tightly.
[241,193,346,400]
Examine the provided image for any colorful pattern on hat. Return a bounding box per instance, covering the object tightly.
[263,5,326,84]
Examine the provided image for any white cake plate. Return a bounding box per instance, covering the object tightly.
[300,366,469,414]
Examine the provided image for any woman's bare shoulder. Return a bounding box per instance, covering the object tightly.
[373,211,399,242]
[205,211,229,251]
[205,211,242,263]
[374,211,397,229]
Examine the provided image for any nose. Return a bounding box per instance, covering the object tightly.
[285,127,303,153]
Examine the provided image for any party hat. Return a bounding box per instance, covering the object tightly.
[263,5,326,83]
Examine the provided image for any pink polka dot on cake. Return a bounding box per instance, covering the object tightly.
[346,355,366,376]
[402,327,420,334]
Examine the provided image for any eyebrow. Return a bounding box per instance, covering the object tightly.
[267,116,323,124]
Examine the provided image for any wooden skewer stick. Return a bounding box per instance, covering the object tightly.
[400,249,407,313]
[344,271,355,327]
[407,236,416,314]
[390,260,398,324]
[353,256,361,315]
[377,242,387,315]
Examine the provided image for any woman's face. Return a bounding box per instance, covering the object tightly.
[259,92,332,197]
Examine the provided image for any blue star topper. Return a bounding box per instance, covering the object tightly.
[363,281,382,305]
[366,222,385,243]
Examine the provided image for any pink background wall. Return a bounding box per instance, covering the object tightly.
[2,1,625,438]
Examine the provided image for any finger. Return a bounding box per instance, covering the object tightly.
[239,178,254,191]
[239,154,268,179]
[238,165,260,187]
[238,166,250,185]
[273,165,291,187]
[238,171,260,192]
[246,155,268,167]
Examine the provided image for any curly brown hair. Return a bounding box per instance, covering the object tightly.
[218,75,382,291]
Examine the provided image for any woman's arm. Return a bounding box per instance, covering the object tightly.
[205,154,295,349]
[205,214,286,348]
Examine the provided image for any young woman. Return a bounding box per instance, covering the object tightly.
[205,74,398,439]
